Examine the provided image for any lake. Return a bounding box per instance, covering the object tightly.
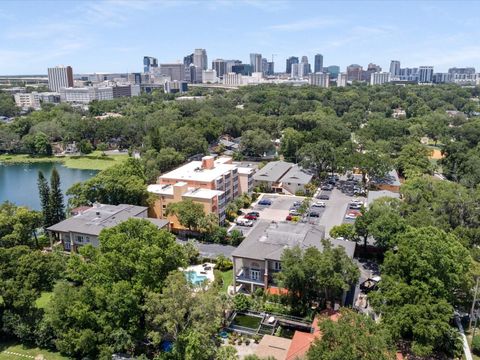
[0,162,98,210]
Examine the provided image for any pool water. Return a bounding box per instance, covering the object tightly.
[186,271,208,285]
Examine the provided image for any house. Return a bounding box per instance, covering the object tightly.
[370,169,401,193]
[253,161,312,194]
[47,203,169,252]
[231,221,355,295]
[149,156,256,225]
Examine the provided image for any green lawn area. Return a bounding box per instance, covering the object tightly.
[35,291,53,309]
[0,342,67,360]
[220,269,233,293]
[0,151,128,171]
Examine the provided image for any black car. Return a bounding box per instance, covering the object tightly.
[317,194,330,200]
[308,211,320,217]
[248,211,260,217]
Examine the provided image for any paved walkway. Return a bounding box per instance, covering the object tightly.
[2,351,35,358]
[455,316,473,360]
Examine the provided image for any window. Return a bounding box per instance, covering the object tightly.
[76,235,84,243]
[250,269,260,281]
[274,262,282,271]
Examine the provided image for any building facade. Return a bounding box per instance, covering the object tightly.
[143,56,158,73]
[47,66,74,92]
[389,60,401,76]
[160,63,185,81]
[314,54,323,73]
[370,72,391,85]
[250,53,262,73]
[14,93,40,109]
[286,56,299,75]
[418,66,434,83]
[346,64,363,81]
[308,73,329,88]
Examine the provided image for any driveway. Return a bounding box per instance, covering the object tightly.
[176,238,236,259]
[317,188,353,237]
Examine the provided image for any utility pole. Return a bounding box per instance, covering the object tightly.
[469,276,479,331]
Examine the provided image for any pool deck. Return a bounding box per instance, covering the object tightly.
[181,263,216,285]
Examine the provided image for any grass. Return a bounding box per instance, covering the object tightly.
[0,341,67,360]
[0,151,128,171]
[233,314,262,329]
[220,269,233,293]
[35,291,53,309]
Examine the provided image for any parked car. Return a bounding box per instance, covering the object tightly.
[349,202,363,210]
[312,201,326,208]
[292,201,301,207]
[258,199,272,206]
[317,194,330,200]
[308,211,320,217]
[286,215,293,221]
[321,184,333,191]
[247,211,260,217]
[345,213,357,220]
[244,214,258,220]
[236,217,254,227]
[289,210,300,216]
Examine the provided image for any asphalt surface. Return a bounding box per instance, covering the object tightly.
[176,238,236,259]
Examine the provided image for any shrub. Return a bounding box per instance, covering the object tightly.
[233,294,252,312]
[472,335,480,355]
[229,230,244,246]
[215,254,233,271]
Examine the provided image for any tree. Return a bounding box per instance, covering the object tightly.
[240,129,274,157]
[278,242,359,313]
[370,226,471,357]
[37,171,52,229]
[215,346,238,360]
[49,168,65,225]
[0,203,42,248]
[298,140,337,178]
[166,199,206,232]
[396,141,433,179]
[307,309,395,360]
[280,127,304,162]
[329,223,357,242]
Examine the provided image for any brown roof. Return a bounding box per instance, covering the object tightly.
[256,335,292,360]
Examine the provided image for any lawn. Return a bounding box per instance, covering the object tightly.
[0,342,67,360]
[0,151,128,171]
[220,269,233,293]
[35,291,53,309]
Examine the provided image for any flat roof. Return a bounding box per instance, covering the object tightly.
[160,159,237,183]
[47,204,168,236]
[256,335,291,360]
[253,161,293,183]
[367,190,400,205]
[232,221,355,261]
[148,184,224,199]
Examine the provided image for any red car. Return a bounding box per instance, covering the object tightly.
[285,215,293,221]
[244,214,258,220]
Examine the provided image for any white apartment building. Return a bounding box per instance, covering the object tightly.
[308,73,329,87]
[60,87,113,104]
[14,93,40,109]
[202,69,218,83]
[337,72,348,87]
[370,72,391,85]
[47,66,73,92]
[223,72,243,86]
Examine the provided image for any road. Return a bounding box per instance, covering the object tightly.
[317,188,354,237]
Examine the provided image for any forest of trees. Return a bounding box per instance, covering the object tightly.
[1,83,480,359]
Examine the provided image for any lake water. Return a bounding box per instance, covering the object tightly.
[0,162,98,210]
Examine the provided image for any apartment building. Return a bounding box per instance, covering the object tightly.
[14,92,40,109]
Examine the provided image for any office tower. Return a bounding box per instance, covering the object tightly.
[193,49,208,70]
[47,66,74,92]
[362,63,382,82]
[389,60,401,76]
[418,66,434,83]
[291,63,300,78]
[184,53,194,67]
[231,64,253,76]
[326,65,340,79]
[225,60,242,73]
[337,73,347,87]
[308,73,329,87]
[300,56,311,75]
[249,53,262,73]
[433,73,451,84]
[143,56,158,73]
[399,67,419,81]
[286,56,299,74]
[261,58,268,75]
[212,59,227,78]
[370,72,391,85]
[346,64,363,81]
[188,64,197,83]
[267,61,274,76]
[314,54,324,73]
[159,63,185,81]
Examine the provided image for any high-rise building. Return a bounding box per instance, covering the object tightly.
[250,53,262,73]
[448,67,476,75]
[232,64,253,76]
[370,72,391,85]
[261,58,268,75]
[212,59,227,79]
[193,49,208,70]
[291,63,300,78]
[266,62,275,76]
[314,54,324,73]
[286,56,299,74]
[47,66,74,92]
[399,67,419,81]
[308,73,329,88]
[362,63,382,82]
[225,60,242,73]
[418,66,434,83]
[389,60,401,76]
[143,56,158,73]
[183,53,194,67]
[300,56,311,75]
[346,64,363,81]
[202,69,217,83]
[337,73,347,87]
[159,63,185,81]
[326,65,340,79]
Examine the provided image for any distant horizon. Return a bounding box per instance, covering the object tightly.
[0,0,479,75]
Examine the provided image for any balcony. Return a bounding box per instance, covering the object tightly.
[236,267,265,286]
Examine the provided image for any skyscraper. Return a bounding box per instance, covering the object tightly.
[346,64,363,81]
[184,53,194,67]
[250,53,262,73]
[267,62,274,76]
[286,56,299,74]
[261,58,268,75]
[47,66,73,92]
[300,56,311,75]
[159,63,185,81]
[326,65,340,79]
[193,49,208,70]
[314,54,324,73]
[212,59,227,79]
[418,66,434,83]
[143,56,158,73]
[389,60,401,76]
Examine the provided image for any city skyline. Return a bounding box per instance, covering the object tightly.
[1,0,480,75]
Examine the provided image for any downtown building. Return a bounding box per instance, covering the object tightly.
[314,54,324,73]
[47,66,74,92]
[370,72,391,85]
[308,73,329,87]
[159,63,185,81]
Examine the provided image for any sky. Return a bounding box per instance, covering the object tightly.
[0,0,479,75]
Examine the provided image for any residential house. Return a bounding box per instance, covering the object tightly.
[231,221,355,295]
[47,203,169,252]
[253,161,312,194]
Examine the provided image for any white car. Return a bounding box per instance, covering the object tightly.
[345,212,358,220]
[312,201,326,208]
[236,217,253,227]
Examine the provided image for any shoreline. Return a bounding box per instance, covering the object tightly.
[0,152,128,171]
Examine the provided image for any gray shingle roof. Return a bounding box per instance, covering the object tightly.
[253,161,293,183]
[232,221,355,261]
[280,165,312,185]
[47,204,168,236]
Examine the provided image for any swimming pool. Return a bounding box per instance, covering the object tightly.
[186,271,208,285]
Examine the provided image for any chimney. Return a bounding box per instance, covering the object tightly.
[201,156,215,170]
[173,182,188,200]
